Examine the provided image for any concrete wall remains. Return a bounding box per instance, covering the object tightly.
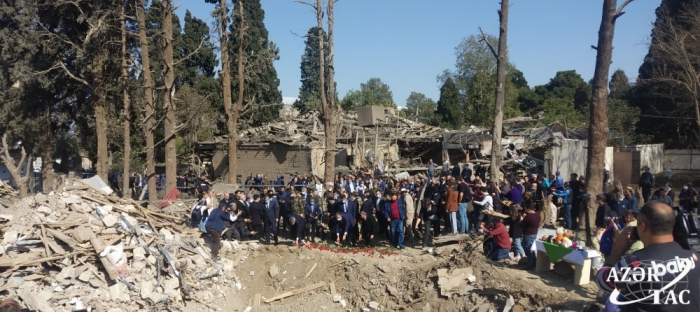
[212,144,313,182]
[664,149,700,171]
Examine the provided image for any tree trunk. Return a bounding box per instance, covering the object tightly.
[489,0,509,183]
[317,0,335,184]
[1,134,29,198]
[121,1,131,198]
[231,0,246,183]
[585,0,627,237]
[95,97,108,183]
[162,0,177,193]
[137,0,157,199]
[220,0,235,183]
[42,105,53,192]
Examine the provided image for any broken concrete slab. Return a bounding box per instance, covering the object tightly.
[37,205,53,215]
[369,301,379,309]
[437,268,475,297]
[78,270,92,282]
[387,285,399,297]
[332,293,342,303]
[140,279,154,300]
[102,214,118,227]
[269,264,279,278]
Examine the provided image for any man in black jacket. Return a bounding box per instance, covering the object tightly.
[288,214,306,247]
[594,194,613,252]
[248,195,264,239]
[359,211,379,247]
[639,166,655,203]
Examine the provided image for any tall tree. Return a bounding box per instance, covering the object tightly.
[405,92,437,123]
[609,69,631,98]
[208,0,235,182]
[436,78,463,129]
[162,0,177,192]
[636,0,700,148]
[121,0,132,197]
[584,0,634,243]
[478,0,509,183]
[230,0,282,128]
[295,26,329,114]
[137,0,157,199]
[340,78,396,111]
[178,10,217,87]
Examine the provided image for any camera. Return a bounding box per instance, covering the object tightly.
[672,206,700,252]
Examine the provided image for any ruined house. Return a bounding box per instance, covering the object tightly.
[195,107,444,181]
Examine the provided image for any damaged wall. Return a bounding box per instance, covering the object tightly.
[664,149,700,171]
[549,139,614,182]
[213,144,313,181]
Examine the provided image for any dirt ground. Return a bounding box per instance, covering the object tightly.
[182,234,598,312]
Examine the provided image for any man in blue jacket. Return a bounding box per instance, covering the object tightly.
[383,191,407,249]
[555,182,573,229]
[263,192,280,245]
[334,212,355,245]
[205,203,235,260]
[305,197,321,242]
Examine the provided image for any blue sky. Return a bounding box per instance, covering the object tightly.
[179,0,661,106]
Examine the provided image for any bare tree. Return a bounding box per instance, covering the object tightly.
[218,0,235,183]
[642,3,700,146]
[121,0,131,198]
[584,0,634,241]
[162,0,177,192]
[479,0,509,182]
[136,0,157,199]
[297,0,339,183]
[1,134,31,198]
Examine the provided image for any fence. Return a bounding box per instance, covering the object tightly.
[664,149,700,171]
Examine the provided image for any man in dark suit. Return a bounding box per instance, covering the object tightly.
[359,211,379,247]
[288,214,306,246]
[334,212,355,245]
[305,196,321,242]
[361,192,374,216]
[326,196,339,239]
[248,194,264,239]
[263,192,280,245]
[339,195,357,217]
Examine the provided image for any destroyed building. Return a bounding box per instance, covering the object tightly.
[196,107,445,181]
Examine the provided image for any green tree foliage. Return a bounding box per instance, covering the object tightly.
[539,97,585,126]
[178,10,218,87]
[541,70,590,112]
[439,34,523,127]
[405,92,437,124]
[436,78,462,129]
[340,78,396,111]
[294,26,329,114]
[609,69,631,98]
[634,0,700,148]
[230,0,282,127]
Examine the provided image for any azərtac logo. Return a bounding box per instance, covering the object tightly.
[607,256,695,305]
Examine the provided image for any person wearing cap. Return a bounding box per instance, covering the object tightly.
[480,216,514,261]
[651,187,673,206]
[415,198,440,248]
[638,166,654,202]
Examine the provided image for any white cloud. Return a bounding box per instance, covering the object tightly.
[282,97,298,105]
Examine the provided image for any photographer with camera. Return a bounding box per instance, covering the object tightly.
[596,201,700,311]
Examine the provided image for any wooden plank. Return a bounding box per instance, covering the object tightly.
[39,225,52,257]
[263,282,325,304]
[432,233,472,245]
[329,281,336,295]
[90,234,119,281]
[253,293,262,307]
[0,251,80,268]
[304,263,317,279]
[45,228,79,248]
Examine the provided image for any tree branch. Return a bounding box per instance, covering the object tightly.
[478,27,498,58]
[614,0,634,20]
[173,40,205,65]
[59,61,90,86]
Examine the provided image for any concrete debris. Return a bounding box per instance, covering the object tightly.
[332,293,342,303]
[437,268,475,297]
[368,301,379,309]
[0,177,246,311]
[269,263,279,278]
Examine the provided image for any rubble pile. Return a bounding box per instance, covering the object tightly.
[0,179,247,312]
[0,180,17,209]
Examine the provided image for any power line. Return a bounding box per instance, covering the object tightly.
[638,114,695,120]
